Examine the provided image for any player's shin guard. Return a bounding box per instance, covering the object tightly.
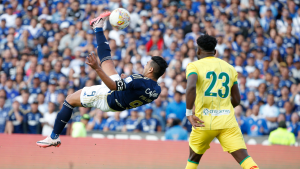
[185,160,199,169]
[51,100,74,139]
[94,28,112,64]
[240,156,259,169]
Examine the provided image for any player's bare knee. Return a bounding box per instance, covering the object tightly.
[65,94,74,104]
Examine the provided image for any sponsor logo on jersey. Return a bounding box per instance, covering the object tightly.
[251,125,258,132]
[115,99,125,109]
[124,77,132,84]
[203,108,230,116]
[250,166,258,169]
[145,88,158,98]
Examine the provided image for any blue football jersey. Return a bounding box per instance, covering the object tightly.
[181,117,192,133]
[137,118,160,133]
[0,107,9,133]
[21,103,31,112]
[24,112,43,134]
[107,74,161,111]
[29,87,41,94]
[8,111,25,133]
[104,119,124,131]
[242,116,269,136]
[287,122,300,137]
[88,118,107,130]
[124,118,139,132]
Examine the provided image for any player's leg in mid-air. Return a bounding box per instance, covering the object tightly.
[185,127,259,169]
[90,11,119,78]
[36,12,119,148]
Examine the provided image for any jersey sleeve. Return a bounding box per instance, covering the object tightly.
[186,63,198,79]
[232,68,238,86]
[115,76,135,91]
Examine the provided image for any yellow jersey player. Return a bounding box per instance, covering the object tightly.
[185,34,259,169]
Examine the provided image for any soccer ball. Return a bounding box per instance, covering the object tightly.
[109,8,130,30]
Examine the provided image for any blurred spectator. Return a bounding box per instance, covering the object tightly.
[6,101,26,134]
[235,105,246,134]
[165,118,188,141]
[166,91,186,121]
[287,113,300,138]
[123,108,139,132]
[151,96,167,130]
[87,111,108,131]
[136,106,161,133]
[242,91,258,110]
[71,114,90,138]
[277,87,290,114]
[243,105,269,136]
[0,97,9,133]
[246,69,264,89]
[37,93,48,114]
[268,121,296,146]
[259,94,280,130]
[0,5,17,28]
[27,19,43,38]
[58,25,83,54]
[45,80,58,104]
[24,101,43,134]
[103,112,124,132]
[181,116,192,133]
[291,58,300,83]
[283,101,293,122]
[41,102,57,136]
[4,78,19,102]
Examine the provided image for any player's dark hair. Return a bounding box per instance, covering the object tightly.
[196,34,217,52]
[151,56,168,79]
[171,118,181,127]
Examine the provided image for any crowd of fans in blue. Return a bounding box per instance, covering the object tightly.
[0,0,300,140]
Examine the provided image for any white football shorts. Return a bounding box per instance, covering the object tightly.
[80,74,121,112]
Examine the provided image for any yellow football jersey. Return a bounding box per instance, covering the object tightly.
[186,56,239,130]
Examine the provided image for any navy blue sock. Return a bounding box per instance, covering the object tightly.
[94,28,111,64]
[51,100,74,139]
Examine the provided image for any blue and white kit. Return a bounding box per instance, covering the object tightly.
[80,74,161,112]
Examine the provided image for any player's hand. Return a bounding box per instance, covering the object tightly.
[187,115,205,129]
[121,73,127,79]
[86,52,101,70]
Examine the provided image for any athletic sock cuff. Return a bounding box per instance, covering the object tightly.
[188,159,199,165]
[239,156,250,165]
[100,56,112,64]
[63,100,74,109]
[94,27,103,33]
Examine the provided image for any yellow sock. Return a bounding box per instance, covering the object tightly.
[185,160,198,169]
[240,156,259,169]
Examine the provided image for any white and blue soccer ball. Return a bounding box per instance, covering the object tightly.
[109,8,130,30]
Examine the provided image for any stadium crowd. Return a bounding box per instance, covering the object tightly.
[0,0,300,140]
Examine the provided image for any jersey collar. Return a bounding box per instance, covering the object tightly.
[203,56,215,59]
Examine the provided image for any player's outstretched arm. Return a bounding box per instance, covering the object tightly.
[86,52,117,91]
[231,84,241,108]
[186,74,205,129]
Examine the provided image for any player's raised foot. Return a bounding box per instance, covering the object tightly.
[36,136,61,148]
[90,11,111,28]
